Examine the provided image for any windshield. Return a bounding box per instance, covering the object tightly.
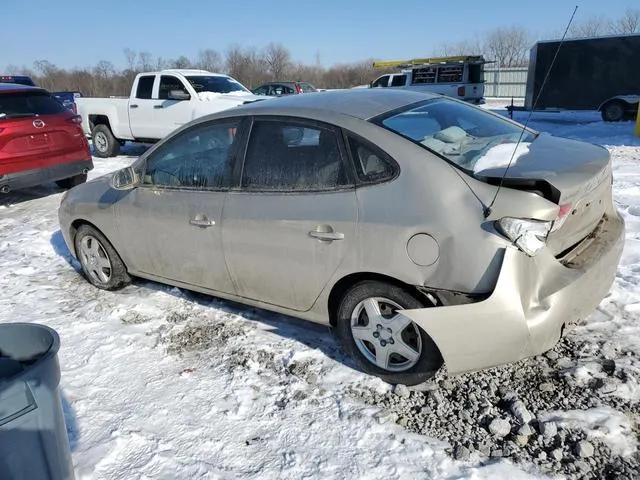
[378,98,536,173]
[0,91,66,119]
[185,75,250,94]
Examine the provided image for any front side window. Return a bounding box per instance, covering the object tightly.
[241,120,349,191]
[371,75,389,88]
[143,120,240,189]
[158,76,188,100]
[377,98,536,173]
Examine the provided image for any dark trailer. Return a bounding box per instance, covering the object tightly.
[509,34,640,122]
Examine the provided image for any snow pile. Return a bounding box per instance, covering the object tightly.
[538,408,636,456]
[473,142,531,173]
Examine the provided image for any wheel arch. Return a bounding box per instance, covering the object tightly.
[326,272,439,327]
[69,219,128,270]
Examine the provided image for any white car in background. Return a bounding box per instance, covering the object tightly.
[75,69,266,157]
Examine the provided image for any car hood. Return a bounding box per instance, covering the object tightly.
[474,133,610,202]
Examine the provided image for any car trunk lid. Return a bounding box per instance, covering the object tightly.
[477,134,611,256]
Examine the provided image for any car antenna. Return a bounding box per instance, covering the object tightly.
[483,5,579,219]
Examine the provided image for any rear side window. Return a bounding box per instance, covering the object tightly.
[347,136,398,184]
[391,75,406,87]
[242,120,350,191]
[136,76,154,99]
[0,91,66,117]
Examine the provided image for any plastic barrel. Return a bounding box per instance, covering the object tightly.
[0,323,74,480]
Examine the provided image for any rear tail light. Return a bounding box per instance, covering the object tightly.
[550,203,573,232]
[67,115,82,125]
[72,103,77,114]
[457,86,466,97]
[295,83,303,94]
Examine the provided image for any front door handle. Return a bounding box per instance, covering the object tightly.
[154,105,164,109]
[309,225,344,241]
[189,214,215,228]
[130,104,138,109]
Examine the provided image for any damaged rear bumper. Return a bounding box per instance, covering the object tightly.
[400,211,625,375]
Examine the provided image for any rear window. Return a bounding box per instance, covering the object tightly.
[376,98,536,173]
[0,91,67,118]
[299,83,317,93]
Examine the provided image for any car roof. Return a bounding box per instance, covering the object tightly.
[0,83,44,93]
[237,88,438,120]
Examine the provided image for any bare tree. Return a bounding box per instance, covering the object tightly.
[138,51,154,71]
[434,37,484,57]
[483,26,530,67]
[171,55,192,69]
[123,48,137,71]
[197,49,222,72]
[610,8,640,34]
[264,42,291,80]
[569,16,608,38]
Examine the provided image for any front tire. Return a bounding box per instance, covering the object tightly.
[335,281,443,386]
[56,173,87,189]
[91,124,121,158]
[74,225,130,290]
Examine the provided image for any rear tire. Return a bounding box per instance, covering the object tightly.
[334,280,443,386]
[601,101,625,122]
[74,224,130,290]
[56,173,87,189]
[91,124,121,158]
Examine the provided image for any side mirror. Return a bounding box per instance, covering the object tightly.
[111,166,138,190]
[168,90,191,101]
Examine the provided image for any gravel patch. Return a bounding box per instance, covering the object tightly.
[348,336,640,479]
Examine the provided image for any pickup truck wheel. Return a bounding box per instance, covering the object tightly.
[92,124,121,158]
[601,101,625,122]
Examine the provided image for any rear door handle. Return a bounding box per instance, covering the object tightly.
[309,225,344,241]
[130,104,138,109]
[154,105,163,109]
[189,214,215,228]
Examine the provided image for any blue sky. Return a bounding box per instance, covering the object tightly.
[2,0,637,70]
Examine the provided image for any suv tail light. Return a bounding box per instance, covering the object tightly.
[457,86,466,97]
[67,115,82,125]
[295,83,303,94]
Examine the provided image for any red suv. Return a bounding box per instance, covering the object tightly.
[0,83,93,193]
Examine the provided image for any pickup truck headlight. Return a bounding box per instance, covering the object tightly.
[497,217,552,256]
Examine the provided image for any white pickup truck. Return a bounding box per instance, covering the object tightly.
[76,69,266,157]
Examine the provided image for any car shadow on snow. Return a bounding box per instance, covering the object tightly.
[145,281,359,371]
[89,141,152,158]
[0,183,66,207]
[49,230,358,373]
[50,230,81,271]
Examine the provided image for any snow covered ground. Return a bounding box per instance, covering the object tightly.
[1,109,639,479]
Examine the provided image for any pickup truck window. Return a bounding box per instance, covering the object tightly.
[159,76,189,100]
[185,76,249,94]
[371,75,390,88]
[391,75,406,87]
[136,76,154,99]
